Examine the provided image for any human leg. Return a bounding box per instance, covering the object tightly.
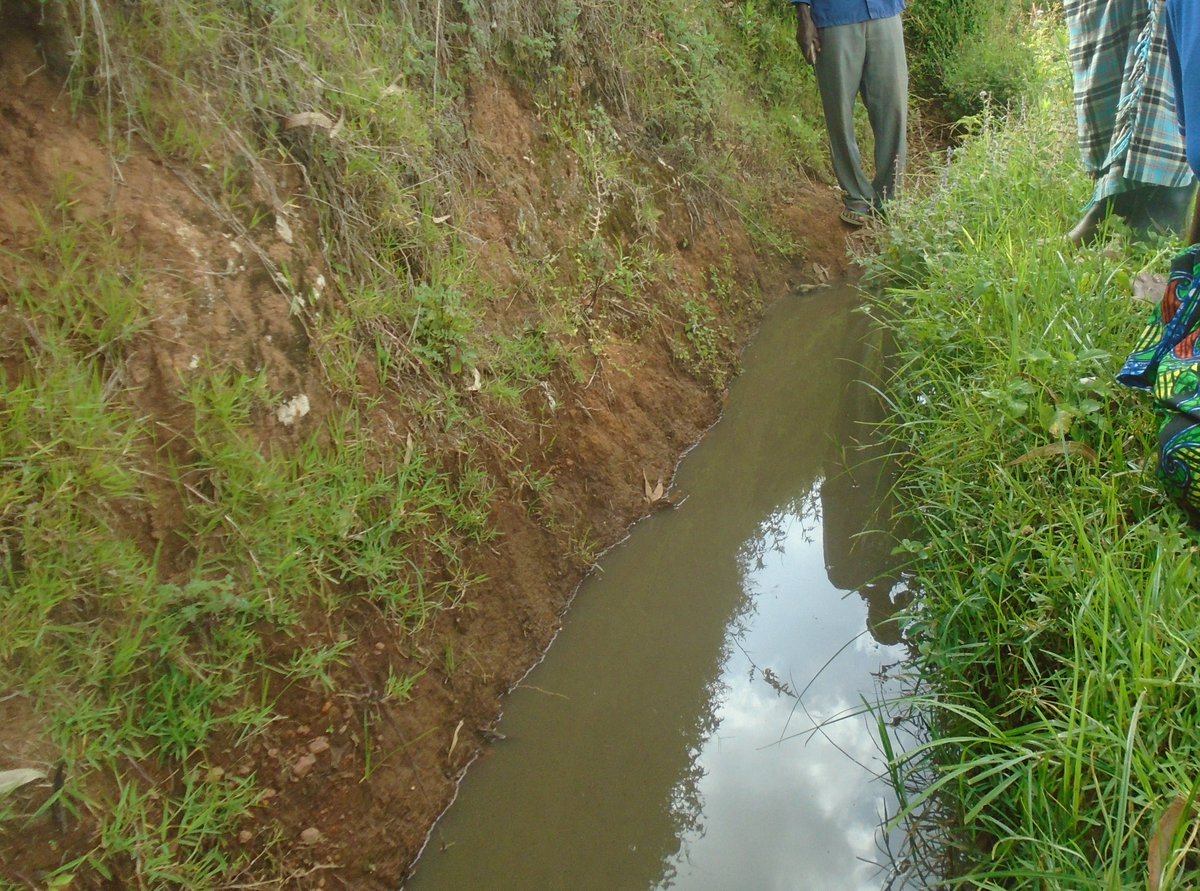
[1067,195,1115,246]
[1112,183,1196,237]
[813,22,875,211]
[860,14,908,206]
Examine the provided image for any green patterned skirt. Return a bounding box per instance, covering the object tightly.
[1118,245,1200,520]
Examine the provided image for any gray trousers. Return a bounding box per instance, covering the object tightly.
[813,14,908,210]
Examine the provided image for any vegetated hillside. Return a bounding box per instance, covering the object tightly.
[0,0,865,886]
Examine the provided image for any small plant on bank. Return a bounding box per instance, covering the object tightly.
[384,667,427,704]
[676,298,734,389]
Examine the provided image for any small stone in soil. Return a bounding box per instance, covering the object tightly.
[300,826,322,845]
[308,736,331,755]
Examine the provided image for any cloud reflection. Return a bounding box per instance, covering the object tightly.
[660,489,908,891]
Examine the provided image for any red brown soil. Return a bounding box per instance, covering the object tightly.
[0,19,862,890]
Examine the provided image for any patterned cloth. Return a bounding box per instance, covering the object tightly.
[1065,0,1191,207]
[1117,246,1200,518]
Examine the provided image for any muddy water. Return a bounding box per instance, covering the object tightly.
[405,287,916,891]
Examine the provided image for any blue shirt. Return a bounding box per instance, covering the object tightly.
[791,0,905,29]
[1166,0,1200,178]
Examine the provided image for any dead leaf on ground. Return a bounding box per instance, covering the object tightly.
[1047,408,1074,439]
[1005,441,1099,466]
[1149,795,1191,891]
[282,111,336,132]
[1134,272,1168,303]
[642,469,665,504]
[0,768,46,797]
[274,213,294,245]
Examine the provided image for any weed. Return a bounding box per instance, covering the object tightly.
[410,282,478,375]
[675,298,732,389]
[384,667,427,704]
[280,639,355,692]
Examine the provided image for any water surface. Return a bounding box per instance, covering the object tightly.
[405,286,915,891]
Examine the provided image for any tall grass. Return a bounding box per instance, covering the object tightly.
[905,0,1040,120]
[865,29,1200,887]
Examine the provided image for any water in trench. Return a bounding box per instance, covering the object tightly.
[405,286,918,891]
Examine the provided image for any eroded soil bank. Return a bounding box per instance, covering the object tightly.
[0,18,861,888]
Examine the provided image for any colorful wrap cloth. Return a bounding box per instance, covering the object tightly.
[1065,0,1192,208]
[1117,246,1200,517]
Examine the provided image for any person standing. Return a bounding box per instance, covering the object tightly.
[793,0,908,227]
[1064,0,1195,244]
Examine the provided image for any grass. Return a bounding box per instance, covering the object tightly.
[864,21,1200,887]
[60,0,827,395]
[1,202,492,885]
[905,0,1037,120]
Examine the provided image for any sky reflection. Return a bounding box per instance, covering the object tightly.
[658,484,909,891]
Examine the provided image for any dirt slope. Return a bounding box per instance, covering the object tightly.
[0,18,856,888]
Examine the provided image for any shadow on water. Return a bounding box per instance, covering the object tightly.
[404,286,925,891]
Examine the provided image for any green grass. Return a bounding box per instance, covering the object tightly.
[905,0,1038,120]
[1,201,494,885]
[57,0,825,386]
[865,25,1200,887]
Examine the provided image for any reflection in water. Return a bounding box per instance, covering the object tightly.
[404,289,920,891]
[821,309,913,648]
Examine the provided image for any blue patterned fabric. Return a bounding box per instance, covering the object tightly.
[1065,0,1192,208]
[1118,246,1200,518]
